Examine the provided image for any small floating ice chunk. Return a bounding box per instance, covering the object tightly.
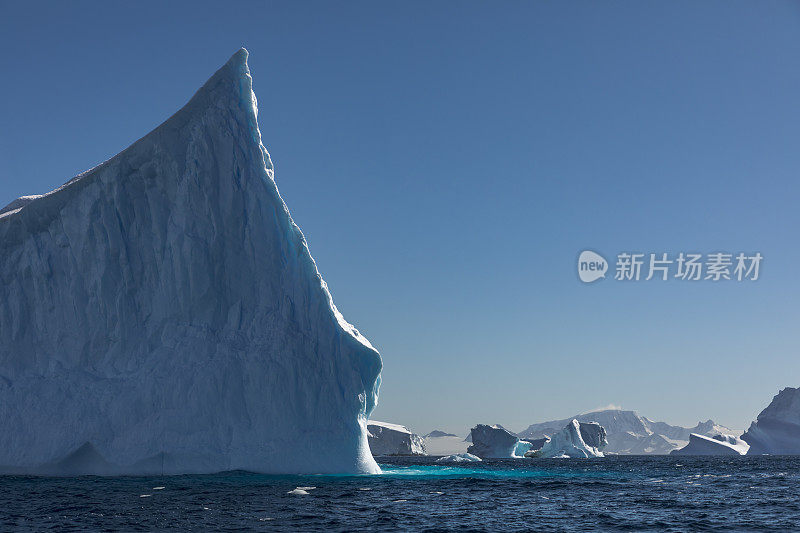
[296,486,316,491]
[139,494,151,498]
[358,487,372,491]
[153,486,165,490]
[429,491,443,495]
[436,453,482,463]
[392,499,408,503]
[288,488,311,495]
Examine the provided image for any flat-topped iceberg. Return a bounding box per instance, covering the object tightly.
[0,49,382,475]
[671,434,749,455]
[367,421,425,456]
[742,387,800,455]
[534,420,607,458]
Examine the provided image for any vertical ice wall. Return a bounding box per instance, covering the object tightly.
[0,49,382,475]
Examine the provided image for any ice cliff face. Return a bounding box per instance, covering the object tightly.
[367,421,425,456]
[520,409,735,455]
[743,387,800,455]
[670,434,749,456]
[577,421,607,450]
[535,420,607,458]
[0,49,382,475]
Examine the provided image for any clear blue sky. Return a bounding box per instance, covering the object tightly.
[2,1,799,435]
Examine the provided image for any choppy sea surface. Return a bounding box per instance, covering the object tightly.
[2,455,800,531]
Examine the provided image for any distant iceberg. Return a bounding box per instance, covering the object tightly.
[533,420,607,458]
[519,409,737,455]
[367,421,425,456]
[467,424,531,458]
[0,49,382,475]
[742,387,800,455]
[671,434,749,456]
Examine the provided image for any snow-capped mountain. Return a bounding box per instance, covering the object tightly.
[423,431,470,456]
[519,410,736,455]
[0,49,382,475]
[423,430,457,438]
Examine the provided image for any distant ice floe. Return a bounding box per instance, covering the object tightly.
[435,453,482,463]
[288,486,316,496]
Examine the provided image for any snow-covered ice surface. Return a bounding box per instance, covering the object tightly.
[519,409,737,455]
[0,49,382,475]
[367,421,425,456]
[467,424,529,459]
[536,420,607,458]
[743,387,800,455]
[670,434,749,455]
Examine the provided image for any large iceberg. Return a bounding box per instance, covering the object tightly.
[467,424,531,458]
[670,434,749,456]
[0,49,382,475]
[519,409,737,455]
[743,387,800,455]
[534,420,607,458]
[367,421,425,456]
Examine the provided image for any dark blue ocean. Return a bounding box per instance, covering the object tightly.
[2,456,799,531]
